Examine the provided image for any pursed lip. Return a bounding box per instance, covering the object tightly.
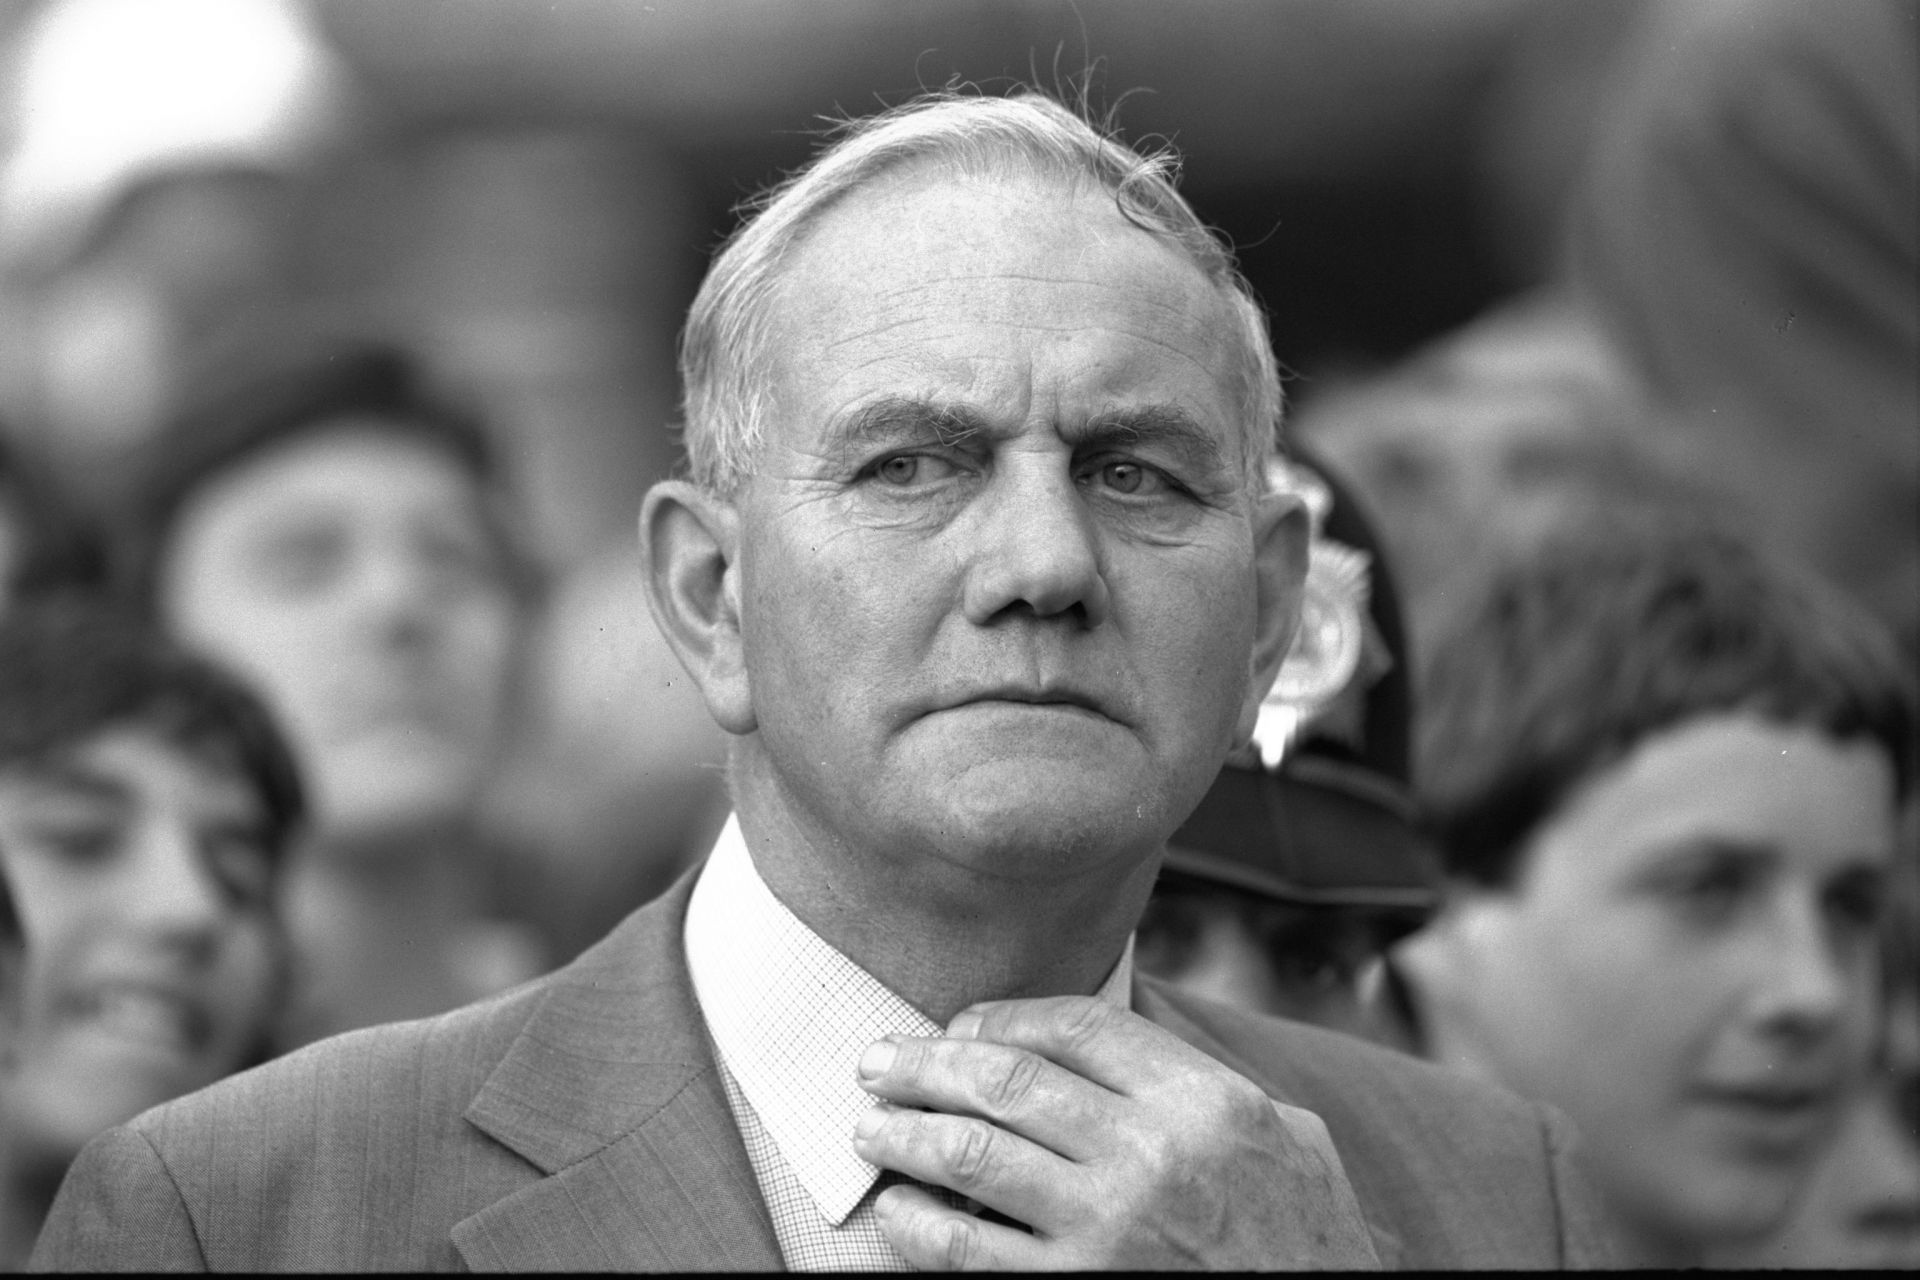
[934,683,1126,725]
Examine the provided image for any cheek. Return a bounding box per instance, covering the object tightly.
[169,581,332,712]
[1115,549,1258,714]
[442,597,520,692]
[1542,930,1731,1102]
[747,537,938,683]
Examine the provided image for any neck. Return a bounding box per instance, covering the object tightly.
[288,824,478,925]
[729,759,1155,1027]
[0,1148,67,1270]
[276,827,486,1045]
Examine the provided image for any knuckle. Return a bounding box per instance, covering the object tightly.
[1058,996,1112,1050]
[983,1050,1044,1116]
[947,1119,999,1189]
[940,1215,982,1270]
[1204,1070,1271,1123]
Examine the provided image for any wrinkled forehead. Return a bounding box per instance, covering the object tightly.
[761,167,1255,446]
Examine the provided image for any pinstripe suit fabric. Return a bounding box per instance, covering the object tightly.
[32,867,1618,1271]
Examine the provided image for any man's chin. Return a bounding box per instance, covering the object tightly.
[914,771,1180,879]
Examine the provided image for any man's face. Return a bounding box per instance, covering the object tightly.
[0,728,280,1164]
[159,427,520,841]
[1448,712,1896,1255]
[729,168,1297,886]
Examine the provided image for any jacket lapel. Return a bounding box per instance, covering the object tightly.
[452,872,782,1272]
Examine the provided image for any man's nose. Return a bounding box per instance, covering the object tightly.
[354,548,441,650]
[960,464,1111,627]
[1747,891,1853,1044]
[122,823,227,958]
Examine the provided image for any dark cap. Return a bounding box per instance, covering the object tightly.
[1165,446,1441,920]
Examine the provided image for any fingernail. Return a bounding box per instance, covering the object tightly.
[854,1105,889,1141]
[947,1011,983,1040]
[858,1040,898,1079]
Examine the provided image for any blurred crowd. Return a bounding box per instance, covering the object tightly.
[0,0,1914,1270]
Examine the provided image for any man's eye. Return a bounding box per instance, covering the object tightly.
[203,831,275,908]
[1270,946,1351,995]
[415,525,505,594]
[867,453,960,487]
[1084,459,1174,498]
[1823,871,1885,934]
[1106,462,1148,494]
[28,822,118,863]
[1653,860,1758,926]
[257,527,348,593]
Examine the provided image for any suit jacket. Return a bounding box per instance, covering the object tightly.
[31,871,1619,1271]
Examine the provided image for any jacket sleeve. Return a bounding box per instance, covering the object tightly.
[28,1125,209,1272]
[1537,1104,1628,1269]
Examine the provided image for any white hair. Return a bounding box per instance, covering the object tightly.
[679,91,1283,496]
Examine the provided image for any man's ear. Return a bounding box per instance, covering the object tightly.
[1399,883,1523,1010]
[1236,489,1311,747]
[639,480,756,736]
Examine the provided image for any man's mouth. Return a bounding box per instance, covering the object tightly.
[957,685,1114,718]
[1691,1080,1839,1149]
[58,982,213,1058]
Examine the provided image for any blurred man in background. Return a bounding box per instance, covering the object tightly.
[1394,515,1914,1266]
[116,341,545,1049]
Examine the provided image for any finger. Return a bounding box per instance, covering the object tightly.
[853,1102,1075,1229]
[873,1178,1045,1271]
[857,1033,1117,1160]
[946,996,1221,1096]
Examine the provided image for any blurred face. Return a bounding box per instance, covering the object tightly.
[1136,884,1389,1038]
[1447,713,1897,1258]
[159,426,520,840]
[0,728,279,1163]
[731,169,1300,885]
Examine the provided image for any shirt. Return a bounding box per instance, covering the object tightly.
[683,815,1134,1271]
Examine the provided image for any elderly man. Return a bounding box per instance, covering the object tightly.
[33,93,1615,1271]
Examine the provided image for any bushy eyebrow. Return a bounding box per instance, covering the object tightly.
[826,396,1230,477]
[1069,405,1228,478]
[826,396,990,454]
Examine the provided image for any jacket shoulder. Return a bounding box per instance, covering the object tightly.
[45,973,560,1272]
[1142,978,1620,1270]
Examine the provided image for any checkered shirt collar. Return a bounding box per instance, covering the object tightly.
[683,814,1133,1226]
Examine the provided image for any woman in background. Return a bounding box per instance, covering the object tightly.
[0,604,298,1265]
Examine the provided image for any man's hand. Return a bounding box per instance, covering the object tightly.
[852,996,1381,1271]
